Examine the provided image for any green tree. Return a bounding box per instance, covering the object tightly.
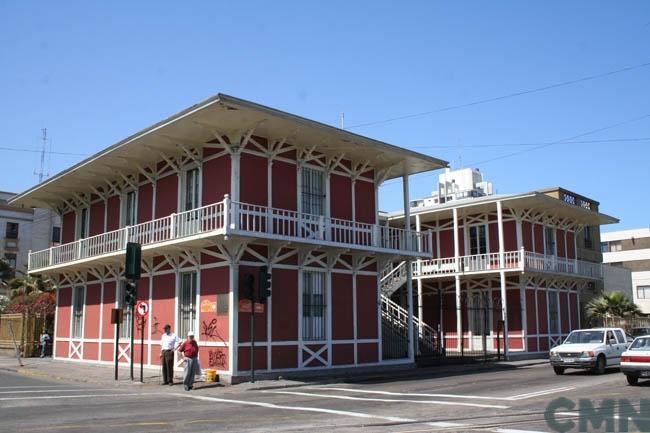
[585,292,641,320]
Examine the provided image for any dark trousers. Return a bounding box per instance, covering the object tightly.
[162,350,174,384]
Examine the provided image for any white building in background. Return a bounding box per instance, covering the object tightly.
[410,167,493,208]
[602,228,650,314]
[0,191,61,286]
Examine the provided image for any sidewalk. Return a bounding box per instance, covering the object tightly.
[0,355,547,391]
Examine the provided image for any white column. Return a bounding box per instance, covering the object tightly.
[520,283,528,353]
[453,208,462,352]
[403,173,414,361]
[415,214,423,352]
[230,143,241,230]
[497,200,509,357]
[228,262,239,378]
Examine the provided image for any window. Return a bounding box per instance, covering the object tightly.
[52,226,61,243]
[5,222,18,239]
[178,271,197,338]
[301,167,324,216]
[469,292,488,335]
[637,286,650,299]
[545,227,556,256]
[4,253,17,269]
[122,190,137,227]
[609,241,623,252]
[182,168,200,212]
[548,291,559,334]
[302,271,326,341]
[606,330,616,344]
[583,226,593,249]
[614,329,626,344]
[600,242,609,253]
[117,281,133,339]
[71,286,85,338]
[468,225,488,255]
[77,208,89,240]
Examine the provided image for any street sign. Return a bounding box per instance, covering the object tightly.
[135,301,149,317]
[238,299,265,313]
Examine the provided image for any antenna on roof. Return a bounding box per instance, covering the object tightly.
[34,128,50,183]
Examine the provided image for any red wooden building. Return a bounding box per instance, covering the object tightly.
[11,94,446,382]
[381,187,617,359]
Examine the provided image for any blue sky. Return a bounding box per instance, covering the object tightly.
[1,1,648,231]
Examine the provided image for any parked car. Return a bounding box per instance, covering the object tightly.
[629,327,650,338]
[620,335,650,385]
[549,328,629,375]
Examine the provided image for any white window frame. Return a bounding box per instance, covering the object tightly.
[180,165,201,213]
[301,270,327,341]
[467,224,489,255]
[637,286,650,300]
[178,271,197,338]
[544,226,556,256]
[300,166,325,216]
[548,291,560,335]
[120,189,138,228]
[71,286,85,339]
[76,207,89,240]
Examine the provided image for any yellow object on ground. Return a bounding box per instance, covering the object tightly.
[205,369,217,382]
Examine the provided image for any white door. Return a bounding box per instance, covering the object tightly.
[605,330,619,366]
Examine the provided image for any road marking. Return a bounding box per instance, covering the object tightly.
[506,386,575,400]
[492,429,549,433]
[265,390,509,409]
[0,388,113,394]
[0,385,68,389]
[175,393,467,428]
[309,385,574,401]
[0,393,146,401]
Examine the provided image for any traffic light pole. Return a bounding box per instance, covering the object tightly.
[114,320,120,381]
[130,297,135,381]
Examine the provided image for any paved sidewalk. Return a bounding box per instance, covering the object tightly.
[0,355,547,392]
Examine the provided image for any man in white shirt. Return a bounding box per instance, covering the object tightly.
[160,324,180,385]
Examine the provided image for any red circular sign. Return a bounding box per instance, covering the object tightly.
[135,301,149,317]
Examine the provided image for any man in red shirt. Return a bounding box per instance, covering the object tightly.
[177,331,199,391]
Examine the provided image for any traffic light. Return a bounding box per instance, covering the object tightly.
[243,273,255,300]
[124,281,137,307]
[258,266,271,304]
[125,242,141,280]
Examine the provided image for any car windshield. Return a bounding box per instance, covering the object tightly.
[631,328,650,337]
[629,337,650,350]
[564,330,604,344]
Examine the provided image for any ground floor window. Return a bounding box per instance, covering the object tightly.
[637,286,650,299]
[548,291,559,334]
[302,271,326,341]
[71,286,84,338]
[178,271,197,337]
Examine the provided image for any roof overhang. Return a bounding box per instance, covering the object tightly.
[385,192,618,227]
[9,93,448,209]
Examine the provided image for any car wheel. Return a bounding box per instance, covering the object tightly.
[553,366,565,375]
[593,355,606,375]
[627,375,639,386]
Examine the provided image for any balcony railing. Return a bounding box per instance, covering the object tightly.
[28,196,432,272]
[413,248,603,280]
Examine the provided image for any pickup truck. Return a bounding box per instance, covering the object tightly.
[549,327,629,375]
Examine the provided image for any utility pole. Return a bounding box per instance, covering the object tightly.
[35,128,54,247]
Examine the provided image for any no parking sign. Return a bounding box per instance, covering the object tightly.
[135,301,149,318]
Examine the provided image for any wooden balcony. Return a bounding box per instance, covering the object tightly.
[28,196,433,273]
[413,248,603,280]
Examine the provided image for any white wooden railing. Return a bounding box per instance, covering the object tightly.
[381,294,437,351]
[377,248,604,284]
[28,196,432,272]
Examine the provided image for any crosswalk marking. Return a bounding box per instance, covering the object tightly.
[265,390,510,409]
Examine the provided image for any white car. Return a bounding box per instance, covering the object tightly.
[620,335,650,385]
[549,328,629,375]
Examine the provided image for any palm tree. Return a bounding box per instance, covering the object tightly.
[585,292,641,321]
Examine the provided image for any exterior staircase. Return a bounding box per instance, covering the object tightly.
[380,261,408,296]
[380,294,441,360]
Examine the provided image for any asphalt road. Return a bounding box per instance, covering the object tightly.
[1,363,649,433]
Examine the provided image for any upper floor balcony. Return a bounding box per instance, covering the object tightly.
[413,248,603,280]
[28,195,433,273]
